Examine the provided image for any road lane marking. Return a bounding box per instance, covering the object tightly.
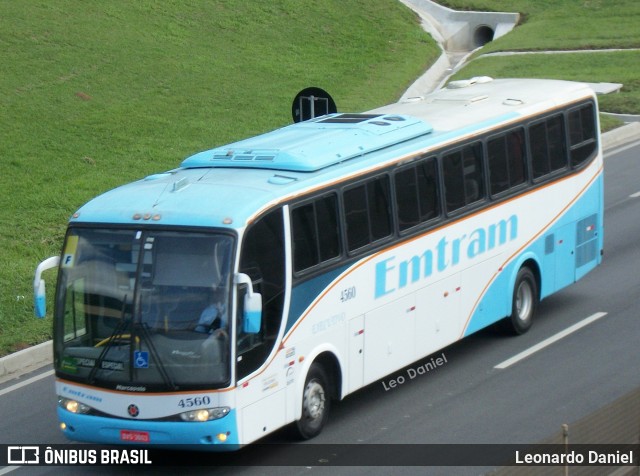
[0,467,19,475]
[0,369,54,398]
[0,466,20,476]
[494,312,608,369]
[630,191,640,198]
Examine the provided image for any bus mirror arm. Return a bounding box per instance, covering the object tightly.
[235,273,262,334]
[34,256,60,318]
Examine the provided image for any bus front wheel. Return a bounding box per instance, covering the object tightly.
[294,363,330,439]
[503,267,538,335]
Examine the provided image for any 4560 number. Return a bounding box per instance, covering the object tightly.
[178,396,211,408]
[340,286,356,303]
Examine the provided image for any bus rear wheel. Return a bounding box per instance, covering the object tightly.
[294,363,330,440]
[502,267,538,335]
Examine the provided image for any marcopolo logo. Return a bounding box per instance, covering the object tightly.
[374,214,519,299]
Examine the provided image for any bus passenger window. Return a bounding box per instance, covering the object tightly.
[568,103,597,167]
[488,128,526,196]
[316,195,340,261]
[462,142,484,203]
[547,115,567,172]
[369,176,392,241]
[417,159,439,222]
[292,203,317,271]
[443,142,484,213]
[507,128,526,187]
[443,151,465,212]
[530,114,567,180]
[344,176,392,252]
[292,194,340,272]
[395,166,421,230]
[344,185,369,251]
[395,157,439,232]
[488,136,510,195]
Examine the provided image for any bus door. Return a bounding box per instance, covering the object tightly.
[234,208,288,443]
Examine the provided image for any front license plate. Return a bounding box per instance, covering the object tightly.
[120,429,150,443]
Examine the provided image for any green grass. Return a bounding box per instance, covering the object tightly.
[452,50,640,114]
[442,0,640,113]
[0,0,439,356]
[441,0,640,52]
[2,0,639,357]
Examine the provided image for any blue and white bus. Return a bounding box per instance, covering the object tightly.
[34,77,603,448]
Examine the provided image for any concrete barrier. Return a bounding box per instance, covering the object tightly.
[602,121,640,151]
[400,0,519,52]
[0,340,52,381]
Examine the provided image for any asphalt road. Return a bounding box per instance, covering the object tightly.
[1,140,639,475]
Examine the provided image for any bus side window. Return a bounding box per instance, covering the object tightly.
[488,128,527,196]
[344,176,392,252]
[237,208,286,381]
[443,150,465,212]
[394,157,439,232]
[292,194,340,273]
[530,114,567,180]
[547,114,567,172]
[344,184,369,251]
[395,166,421,230]
[568,102,597,167]
[462,142,484,203]
[488,135,510,195]
[292,203,317,271]
[369,176,392,241]
[507,128,527,187]
[443,142,484,213]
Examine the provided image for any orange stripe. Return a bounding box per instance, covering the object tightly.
[459,163,603,338]
[56,377,236,396]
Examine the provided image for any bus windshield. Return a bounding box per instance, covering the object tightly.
[54,228,234,391]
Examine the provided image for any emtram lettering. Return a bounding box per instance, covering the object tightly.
[375,215,518,299]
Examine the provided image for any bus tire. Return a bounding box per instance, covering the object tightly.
[294,363,331,440]
[503,267,538,335]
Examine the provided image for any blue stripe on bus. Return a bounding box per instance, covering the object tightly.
[286,264,351,334]
[463,173,603,336]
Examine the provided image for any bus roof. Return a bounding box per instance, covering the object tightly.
[71,78,595,229]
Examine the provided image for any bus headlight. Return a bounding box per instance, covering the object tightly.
[179,407,230,422]
[58,397,91,414]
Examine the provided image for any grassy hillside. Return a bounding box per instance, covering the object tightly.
[442,0,640,114]
[2,0,639,357]
[0,0,439,356]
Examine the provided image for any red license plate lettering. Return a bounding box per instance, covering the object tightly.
[120,430,150,443]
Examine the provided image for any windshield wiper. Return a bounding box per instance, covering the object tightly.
[89,296,129,384]
[136,323,178,391]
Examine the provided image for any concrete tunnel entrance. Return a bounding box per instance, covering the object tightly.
[473,25,495,47]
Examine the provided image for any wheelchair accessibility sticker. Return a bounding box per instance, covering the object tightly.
[134,351,149,369]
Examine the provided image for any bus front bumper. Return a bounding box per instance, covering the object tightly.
[57,407,240,450]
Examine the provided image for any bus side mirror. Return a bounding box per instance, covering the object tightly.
[243,292,262,334]
[34,256,60,318]
[235,273,262,334]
